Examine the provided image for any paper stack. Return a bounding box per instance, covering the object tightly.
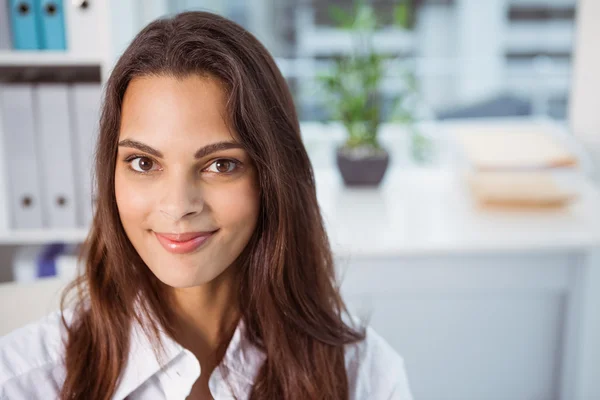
[455,125,579,208]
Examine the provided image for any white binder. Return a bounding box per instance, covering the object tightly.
[12,245,44,283]
[69,83,101,227]
[64,0,101,56]
[0,0,10,49]
[0,84,44,229]
[35,84,78,228]
[55,244,81,280]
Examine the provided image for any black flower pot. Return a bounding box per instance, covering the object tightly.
[336,146,390,187]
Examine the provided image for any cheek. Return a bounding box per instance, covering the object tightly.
[207,177,260,231]
[114,171,154,224]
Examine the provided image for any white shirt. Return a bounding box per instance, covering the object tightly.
[0,310,413,399]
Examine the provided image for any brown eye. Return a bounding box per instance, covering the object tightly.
[130,157,156,172]
[206,159,238,174]
[216,160,231,172]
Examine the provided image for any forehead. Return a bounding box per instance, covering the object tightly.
[119,74,236,145]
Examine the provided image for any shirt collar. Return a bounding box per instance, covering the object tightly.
[219,318,266,387]
[112,313,266,399]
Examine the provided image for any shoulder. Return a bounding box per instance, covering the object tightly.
[344,325,413,400]
[0,309,72,398]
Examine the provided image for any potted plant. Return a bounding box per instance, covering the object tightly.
[319,1,415,186]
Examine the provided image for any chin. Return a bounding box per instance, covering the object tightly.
[154,270,213,289]
[147,256,226,289]
[155,274,200,289]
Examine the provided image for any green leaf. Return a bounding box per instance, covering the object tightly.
[394,2,410,29]
[318,0,418,147]
[354,3,378,31]
[329,5,354,29]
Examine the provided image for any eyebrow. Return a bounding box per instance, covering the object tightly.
[117,139,244,159]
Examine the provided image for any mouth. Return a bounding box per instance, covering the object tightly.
[153,230,218,254]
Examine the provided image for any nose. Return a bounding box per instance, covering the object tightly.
[158,171,203,222]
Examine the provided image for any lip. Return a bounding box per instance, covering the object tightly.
[153,230,217,254]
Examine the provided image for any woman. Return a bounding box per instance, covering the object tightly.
[0,11,412,400]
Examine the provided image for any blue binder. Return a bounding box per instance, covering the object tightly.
[7,0,41,49]
[35,0,66,50]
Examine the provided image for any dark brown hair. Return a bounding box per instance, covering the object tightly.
[60,11,364,400]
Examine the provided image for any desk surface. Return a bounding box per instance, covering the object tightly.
[307,118,600,256]
[316,167,600,256]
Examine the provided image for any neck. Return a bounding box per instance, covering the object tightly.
[171,266,240,367]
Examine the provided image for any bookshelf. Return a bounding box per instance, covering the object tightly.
[0,227,88,245]
[0,0,113,283]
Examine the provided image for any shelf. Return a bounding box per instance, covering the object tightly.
[0,228,89,245]
[296,28,415,56]
[0,51,104,83]
[508,0,575,7]
[505,21,575,54]
[0,51,103,68]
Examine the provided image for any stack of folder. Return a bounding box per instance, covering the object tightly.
[0,0,101,53]
[0,82,101,229]
[455,126,580,208]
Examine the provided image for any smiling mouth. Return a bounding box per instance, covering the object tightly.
[153,230,218,254]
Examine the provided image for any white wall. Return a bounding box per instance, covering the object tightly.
[569,0,600,141]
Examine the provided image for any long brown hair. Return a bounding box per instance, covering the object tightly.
[60,11,364,399]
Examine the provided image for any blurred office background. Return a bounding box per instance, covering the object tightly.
[121,0,577,122]
[1,0,600,399]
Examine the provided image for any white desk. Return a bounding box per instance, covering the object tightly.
[305,119,600,400]
[318,167,600,255]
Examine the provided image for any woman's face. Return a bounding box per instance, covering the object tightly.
[115,75,260,288]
